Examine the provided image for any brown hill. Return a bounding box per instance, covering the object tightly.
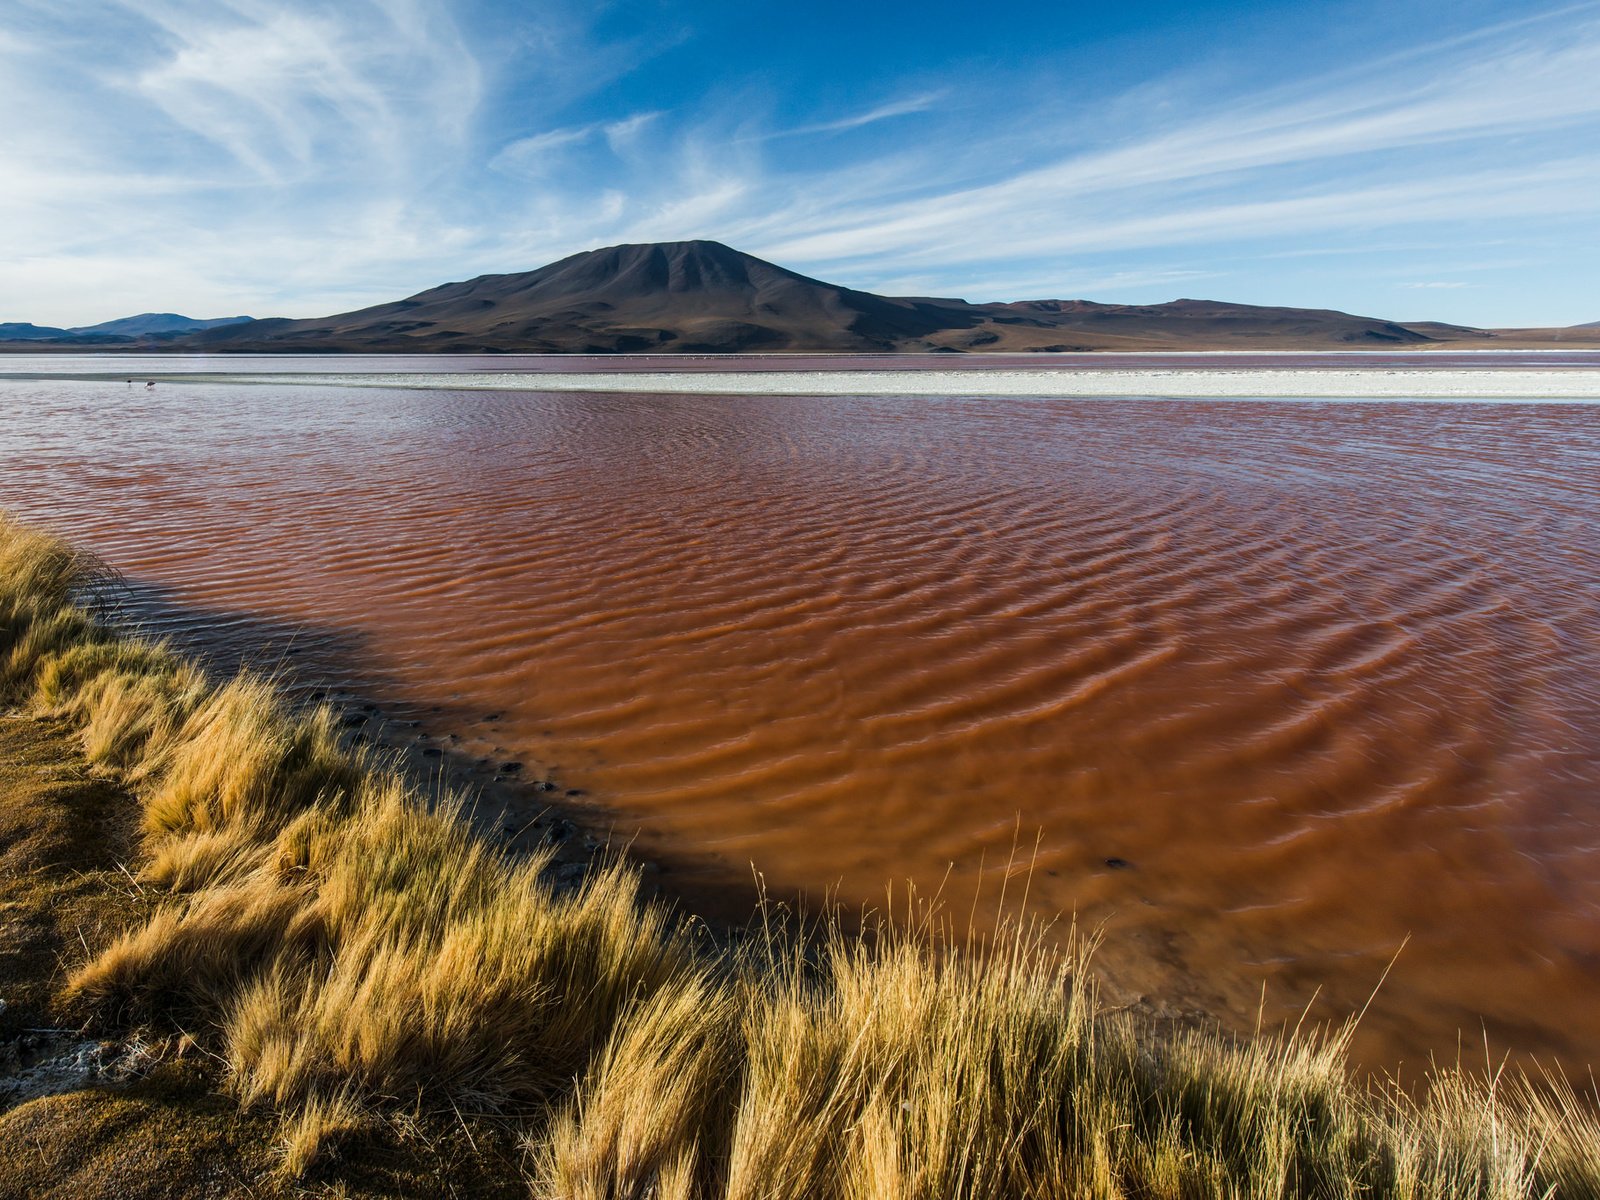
[931,297,1439,351]
[187,240,1474,353]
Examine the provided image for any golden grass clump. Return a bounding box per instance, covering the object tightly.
[3,510,1597,1195]
[536,971,740,1199]
[212,787,693,1115]
[0,519,98,692]
[539,917,1600,1200]
[140,674,364,845]
[279,1084,370,1179]
[719,917,1100,1200]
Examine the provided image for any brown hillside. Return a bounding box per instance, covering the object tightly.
[188,241,1486,353]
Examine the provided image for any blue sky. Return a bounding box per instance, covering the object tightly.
[4,0,1599,327]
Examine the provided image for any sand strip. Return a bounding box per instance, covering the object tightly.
[160,367,1600,400]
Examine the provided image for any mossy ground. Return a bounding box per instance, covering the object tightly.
[0,713,142,1033]
[0,712,524,1199]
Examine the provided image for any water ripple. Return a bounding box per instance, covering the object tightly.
[2,368,1597,1072]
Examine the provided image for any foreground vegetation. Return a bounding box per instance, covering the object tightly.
[2,512,1597,1198]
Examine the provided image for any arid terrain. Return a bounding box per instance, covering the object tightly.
[6,241,1597,354]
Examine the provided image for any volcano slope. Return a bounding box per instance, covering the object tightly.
[189,240,1466,353]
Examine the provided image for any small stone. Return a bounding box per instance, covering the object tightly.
[1104,857,1133,870]
[501,761,522,773]
[483,712,503,722]
[535,780,557,793]
[565,788,587,797]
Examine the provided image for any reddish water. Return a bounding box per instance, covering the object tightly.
[3,360,1597,1076]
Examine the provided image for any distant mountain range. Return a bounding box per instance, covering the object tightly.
[4,242,1597,352]
[183,241,1466,353]
[0,313,252,345]
[76,313,255,338]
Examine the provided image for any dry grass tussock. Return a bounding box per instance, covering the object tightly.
[2,512,1596,1196]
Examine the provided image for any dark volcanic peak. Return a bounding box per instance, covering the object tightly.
[196,240,980,353]
[489,239,803,299]
[416,240,948,310]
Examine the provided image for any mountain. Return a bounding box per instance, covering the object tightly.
[195,241,982,353]
[70,313,253,337]
[0,321,135,345]
[956,297,1438,351]
[0,322,75,341]
[0,313,254,346]
[190,240,1459,354]
[10,241,1564,353]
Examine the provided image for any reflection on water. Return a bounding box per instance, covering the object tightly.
[2,363,1597,1075]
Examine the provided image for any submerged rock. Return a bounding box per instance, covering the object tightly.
[541,818,577,845]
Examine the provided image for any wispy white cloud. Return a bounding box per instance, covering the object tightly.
[449,5,1600,311]
[602,111,661,148]
[761,157,1600,268]
[490,126,598,173]
[742,14,1600,269]
[490,112,662,177]
[122,0,480,183]
[759,90,946,140]
[3,0,1600,325]
[0,0,499,320]
[866,266,1220,303]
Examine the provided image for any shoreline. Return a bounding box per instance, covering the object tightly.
[7,335,1600,358]
[7,364,1600,400]
[206,366,1600,400]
